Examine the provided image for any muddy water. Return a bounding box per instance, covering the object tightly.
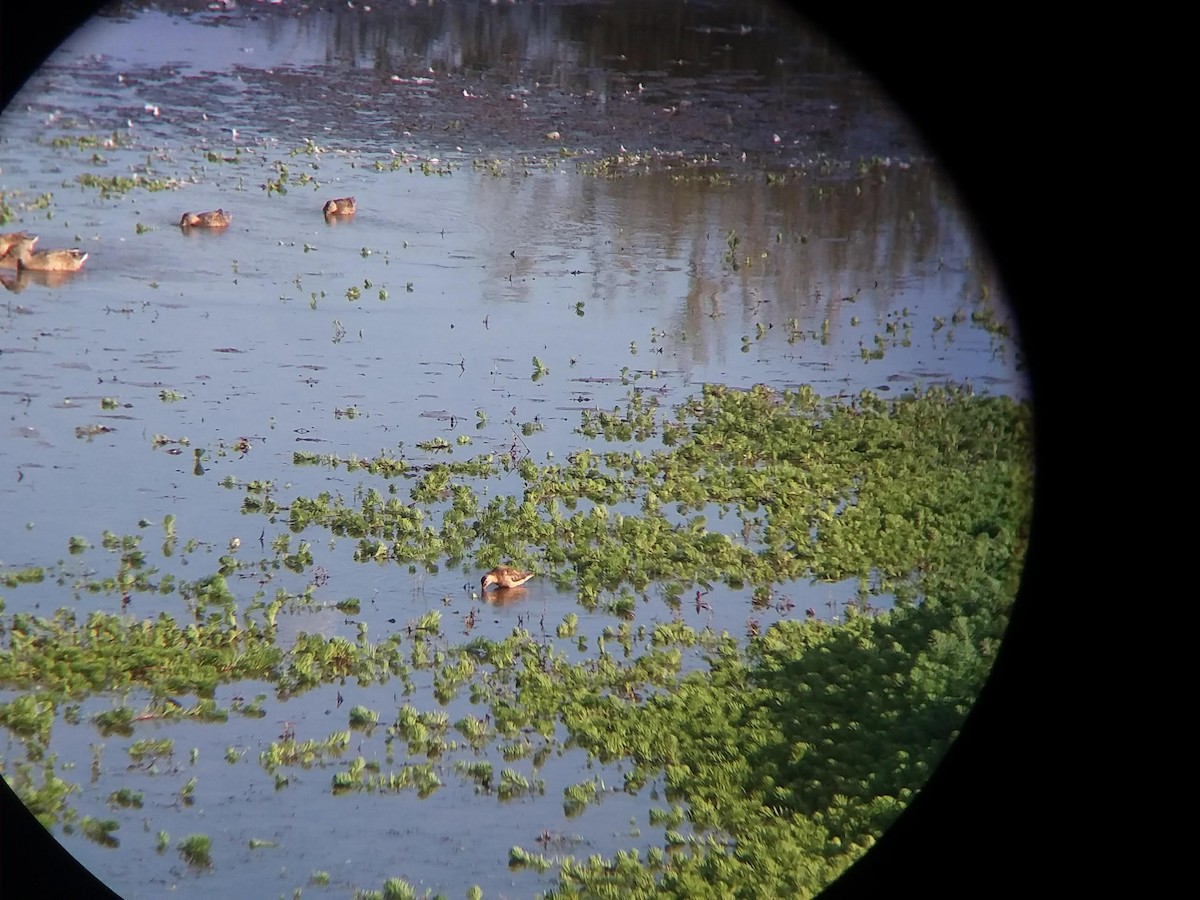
[1,2,1026,897]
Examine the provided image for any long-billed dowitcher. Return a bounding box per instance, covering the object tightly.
[480,566,535,592]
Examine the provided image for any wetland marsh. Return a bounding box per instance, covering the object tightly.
[1,2,1032,897]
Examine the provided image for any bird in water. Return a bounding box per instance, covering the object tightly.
[5,234,88,272]
[480,566,534,592]
[0,231,37,265]
[179,209,232,228]
[322,197,356,217]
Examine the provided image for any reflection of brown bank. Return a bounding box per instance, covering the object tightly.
[1,267,84,291]
[481,586,527,605]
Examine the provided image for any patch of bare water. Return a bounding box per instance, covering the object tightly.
[1,2,1026,897]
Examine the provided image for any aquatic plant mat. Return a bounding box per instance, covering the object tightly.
[1,383,1032,897]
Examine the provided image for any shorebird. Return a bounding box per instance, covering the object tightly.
[480,566,535,592]
[179,209,232,228]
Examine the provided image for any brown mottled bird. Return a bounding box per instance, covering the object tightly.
[179,209,232,228]
[0,231,37,264]
[5,234,88,272]
[480,566,534,592]
[322,197,356,217]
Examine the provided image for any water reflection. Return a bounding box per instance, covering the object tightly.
[481,585,528,605]
[0,267,84,291]
[35,0,922,167]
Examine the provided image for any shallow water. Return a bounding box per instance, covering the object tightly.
[1,2,1027,897]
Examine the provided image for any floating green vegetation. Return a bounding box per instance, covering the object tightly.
[348,705,379,728]
[80,815,120,847]
[232,693,267,718]
[556,613,579,638]
[106,787,143,809]
[1,757,76,827]
[454,758,494,790]
[260,729,351,772]
[17,191,55,214]
[575,151,662,178]
[354,877,421,900]
[509,844,554,872]
[128,738,173,762]
[332,756,443,798]
[92,707,134,737]
[723,228,742,271]
[0,694,56,743]
[76,172,178,198]
[0,380,1030,895]
[290,138,324,157]
[1,566,45,587]
[497,767,544,801]
[0,604,287,700]
[48,131,127,151]
[563,776,607,818]
[178,833,212,868]
[263,160,320,195]
[416,437,451,453]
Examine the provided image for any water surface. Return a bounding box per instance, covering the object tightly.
[0,2,1026,896]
